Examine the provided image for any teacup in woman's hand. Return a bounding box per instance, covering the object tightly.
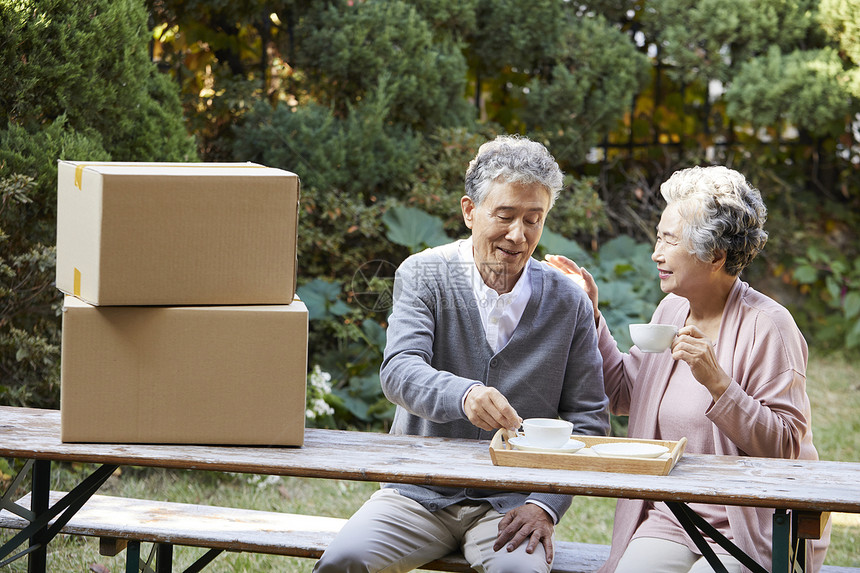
[629,324,678,353]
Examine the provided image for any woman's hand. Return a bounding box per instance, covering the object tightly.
[671,325,732,401]
[544,254,599,324]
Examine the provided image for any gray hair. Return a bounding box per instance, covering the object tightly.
[660,165,768,276]
[464,135,563,209]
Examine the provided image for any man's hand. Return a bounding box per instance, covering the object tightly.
[464,385,521,432]
[493,503,555,563]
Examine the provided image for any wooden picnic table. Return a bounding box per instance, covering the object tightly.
[2,406,859,572]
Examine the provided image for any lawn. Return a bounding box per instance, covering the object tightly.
[2,349,858,571]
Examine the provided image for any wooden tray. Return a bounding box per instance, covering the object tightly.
[489,430,687,476]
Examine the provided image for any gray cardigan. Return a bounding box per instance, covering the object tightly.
[380,241,609,520]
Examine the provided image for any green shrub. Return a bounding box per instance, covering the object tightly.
[0,122,108,407]
[792,244,860,350]
[0,0,196,408]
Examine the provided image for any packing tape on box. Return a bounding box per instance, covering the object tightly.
[73,163,268,190]
[73,268,81,297]
[74,163,116,190]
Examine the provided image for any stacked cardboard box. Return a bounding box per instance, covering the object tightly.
[56,161,307,446]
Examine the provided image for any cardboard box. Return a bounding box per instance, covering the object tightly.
[60,296,308,446]
[56,161,300,306]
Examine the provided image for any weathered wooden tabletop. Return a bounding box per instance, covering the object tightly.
[2,406,859,513]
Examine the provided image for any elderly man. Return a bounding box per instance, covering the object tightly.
[314,135,608,573]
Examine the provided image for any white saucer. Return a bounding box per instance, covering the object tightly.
[508,436,585,454]
[591,442,669,458]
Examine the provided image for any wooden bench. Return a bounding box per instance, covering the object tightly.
[2,492,857,573]
[0,491,610,573]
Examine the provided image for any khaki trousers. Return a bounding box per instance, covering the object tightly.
[313,488,552,573]
[615,537,743,573]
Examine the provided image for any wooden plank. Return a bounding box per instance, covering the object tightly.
[1,492,346,558]
[0,492,609,573]
[796,511,830,540]
[99,537,127,557]
[2,407,860,513]
[1,490,857,573]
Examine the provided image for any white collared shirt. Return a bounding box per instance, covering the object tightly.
[457,239,556,522]
[458,238,532,353]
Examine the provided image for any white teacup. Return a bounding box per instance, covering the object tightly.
[629,323,678,353]
[521,418,573,449]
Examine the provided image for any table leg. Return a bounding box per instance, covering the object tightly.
[666,501,768,573]
[0,460,118,570]
[156,543,173,572]
[126,540,141,573]
[666,501,729,573]
[773,509,791,573]
[792,510,807,572]
[27,460,50,573]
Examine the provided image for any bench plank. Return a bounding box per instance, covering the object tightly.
[2,492,855,573]
[0,492,610,573]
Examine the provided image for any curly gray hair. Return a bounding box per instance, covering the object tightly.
[660,165,768,277]
[464,135,563,209]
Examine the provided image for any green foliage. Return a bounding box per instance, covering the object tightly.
[298,279,351,321]
[641,0,820,85]
[1,0,196,162]
[402,126,494,234]
[537,228,592,264]
[792,244,860,350]
[0,119,110,239]
[0,120,107,407]
[726,47,855,137]
[0,173,60,407]
[292,0,472,129]
[819,0,860,66]
[233,92,421,281]
[402,0,478,38]
[382,206,451,252]
[296,278,393,430]
[469,0,565,76]
[522,13,651,166]
[0,0,197,409]
[545,176,610,242]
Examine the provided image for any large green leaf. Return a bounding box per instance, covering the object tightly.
[297,278,350,321]
[846,319,860,349]
[361,319,387,352]
[844,291,860,320]
[537,228,592,264]
[382,205,450,252]
[794,265,819,284]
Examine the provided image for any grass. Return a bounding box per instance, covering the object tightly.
[2,350,859,571]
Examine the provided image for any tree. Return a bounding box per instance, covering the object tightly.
[521,11,650,167]
[640,0,820,85]
[0,0,196,407]
[291,0,472,130]
[726,46,854,138]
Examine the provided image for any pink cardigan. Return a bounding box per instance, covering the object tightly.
[596,279,830,573]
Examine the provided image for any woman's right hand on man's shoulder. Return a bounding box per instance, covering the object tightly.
[544,254,600,324]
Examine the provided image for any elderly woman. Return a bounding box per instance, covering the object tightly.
[547,166,830,573]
